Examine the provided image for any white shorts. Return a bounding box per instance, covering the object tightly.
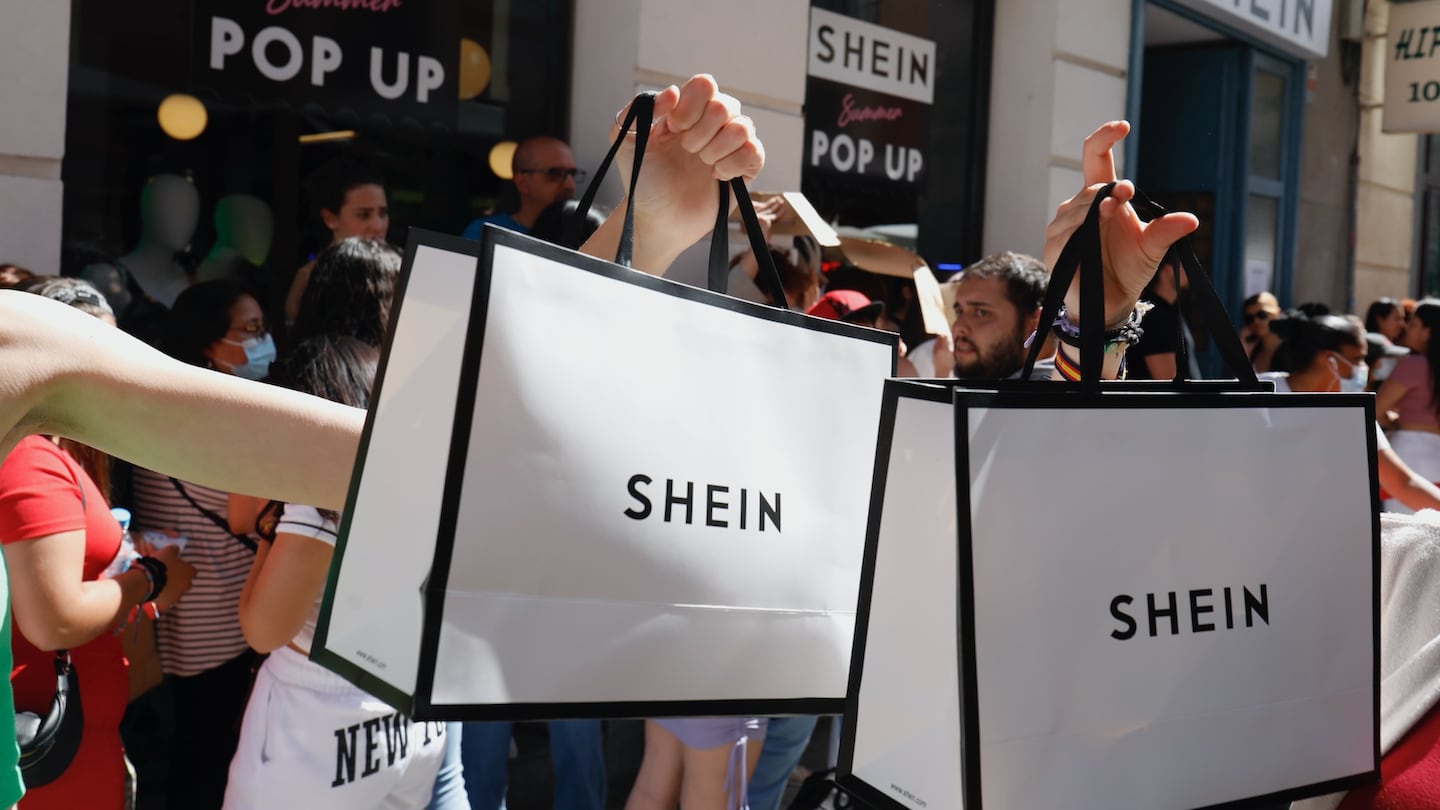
[223,645,447,810]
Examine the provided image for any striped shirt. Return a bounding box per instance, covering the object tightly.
[131,468,254,676]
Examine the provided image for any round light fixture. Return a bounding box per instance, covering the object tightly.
[488,141,517,179]
[157,94,208,141]
[459,38,493,100]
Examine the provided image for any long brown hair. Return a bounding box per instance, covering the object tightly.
[56,440,110,503]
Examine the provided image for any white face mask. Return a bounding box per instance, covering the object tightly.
[1330,354,1369,393]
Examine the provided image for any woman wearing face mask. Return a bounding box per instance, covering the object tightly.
[1265,311,1440,514]
[126,280,271,810]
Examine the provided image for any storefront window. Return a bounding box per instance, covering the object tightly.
[62,0,573,318]
[801,0,992,267]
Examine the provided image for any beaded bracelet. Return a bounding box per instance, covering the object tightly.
[1051,304,1147,350]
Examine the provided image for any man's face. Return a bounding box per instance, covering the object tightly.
[514,141,578,208]
[950,276,1030,379]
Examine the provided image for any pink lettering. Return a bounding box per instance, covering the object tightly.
[836,93,904,129]
[267,0,403,14]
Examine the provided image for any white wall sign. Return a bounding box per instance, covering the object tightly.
[807,8,935,104]
[1171,0,1332,60]
[1384,0,1440,133]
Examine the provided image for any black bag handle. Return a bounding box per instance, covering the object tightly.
[1021,183,1260,390]
[570,92,788,309]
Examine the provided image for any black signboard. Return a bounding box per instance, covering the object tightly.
[805,80,930,187]
[804,7,934,192]
[193,1,460,124]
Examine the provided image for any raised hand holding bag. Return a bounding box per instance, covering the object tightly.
[839,185,1379,810]
[311,92,897,721]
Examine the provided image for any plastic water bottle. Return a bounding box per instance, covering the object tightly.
[104,507,139,579]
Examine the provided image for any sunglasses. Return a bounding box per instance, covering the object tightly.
[517,167,586,182]
[1241,310,1272,325]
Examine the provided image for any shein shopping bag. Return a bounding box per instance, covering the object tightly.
[838,186,1380,809]
[311,92,898,721]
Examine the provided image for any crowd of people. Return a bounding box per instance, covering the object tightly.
[0,74,1436,810]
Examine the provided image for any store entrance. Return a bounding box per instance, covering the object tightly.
[1134,2,1302,375]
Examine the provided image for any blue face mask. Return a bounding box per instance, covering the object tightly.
[221,334,276,380]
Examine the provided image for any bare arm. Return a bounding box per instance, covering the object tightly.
[4,533,149,651]
[3,76,765,509]
[1,292,364,511]
[1377,447,1440,513]
[4,538,191,651]
[228,493,267,537]
[238,532,333,654]
[1375,375,1410,428]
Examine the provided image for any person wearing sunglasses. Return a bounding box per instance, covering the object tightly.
[1239,291,1283,372]
[462,136,586,240]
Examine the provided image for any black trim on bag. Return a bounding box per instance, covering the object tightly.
[310,232,478,714]
[951,387,1380,809]
[395,225,895,720]
[412,227,502,719]
[836,380,967,810]
[837,382,924,784]
[953,394,984,810]
[1365,395,1383,779]
[836,380,1380,809]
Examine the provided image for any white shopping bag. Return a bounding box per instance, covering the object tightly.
[312,214,895,720]
[840,183,1379,809]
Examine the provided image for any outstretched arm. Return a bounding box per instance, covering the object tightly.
[2,75,769,510]
[1,292,364,510]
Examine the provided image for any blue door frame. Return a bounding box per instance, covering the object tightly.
[1127,0,1307,373]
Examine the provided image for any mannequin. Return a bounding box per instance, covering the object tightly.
[82,174,201,314]
[196,194,274,286]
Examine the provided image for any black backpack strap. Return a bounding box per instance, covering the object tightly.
[167,478,257,553]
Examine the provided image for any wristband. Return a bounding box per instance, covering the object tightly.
[1051,304,1146,350]
[132,556,168,603]
[1054,344,1128,383]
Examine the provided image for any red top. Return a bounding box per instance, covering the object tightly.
[0,437,127,809]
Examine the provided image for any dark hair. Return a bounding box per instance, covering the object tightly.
[953,251,1048,315]
[268,334,378,411]
[308,159,385,219]
[291,238,400,348]
[1365,297,1400,333]
[1410,299,1440,418]
[165,280,257,367]
[1269,311,1364,373]
[1295,301,1332,318]
[530,200,605,249]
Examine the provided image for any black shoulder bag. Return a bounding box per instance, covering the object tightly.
[15,459,90,787]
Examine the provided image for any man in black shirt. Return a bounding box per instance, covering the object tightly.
[1125,263,1198,380]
